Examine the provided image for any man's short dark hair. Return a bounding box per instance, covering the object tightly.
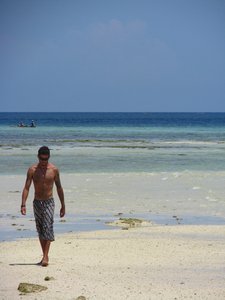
[38,146,50,156]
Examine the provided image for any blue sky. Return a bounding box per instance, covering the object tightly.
[0,0,225,112]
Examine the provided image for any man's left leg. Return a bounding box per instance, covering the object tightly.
[41,239,51,266]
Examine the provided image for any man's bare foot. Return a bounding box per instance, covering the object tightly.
[41,257,49,267]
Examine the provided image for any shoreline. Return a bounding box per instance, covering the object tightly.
[1,171,225,242]
[1,211,225,243]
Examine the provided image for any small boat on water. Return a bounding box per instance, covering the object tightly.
[18,120,36,128]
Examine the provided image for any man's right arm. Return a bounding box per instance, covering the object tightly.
[21,168,33,215]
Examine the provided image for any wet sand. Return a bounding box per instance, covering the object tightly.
[1,171,225,239]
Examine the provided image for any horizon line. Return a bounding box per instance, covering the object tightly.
[0,111,225,114]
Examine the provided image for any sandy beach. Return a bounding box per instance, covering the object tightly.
[0,171,225,299]
[1,225,225,299]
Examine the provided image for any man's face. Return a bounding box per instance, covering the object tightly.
[38,155,49,167]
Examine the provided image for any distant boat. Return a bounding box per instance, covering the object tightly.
[17,120,36,128]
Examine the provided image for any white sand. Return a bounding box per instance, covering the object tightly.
[0,171,225,299]
[0,225,225,299]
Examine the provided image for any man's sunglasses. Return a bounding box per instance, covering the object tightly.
[39,156,49,161]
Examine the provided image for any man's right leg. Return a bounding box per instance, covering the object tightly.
[39,238,51,266]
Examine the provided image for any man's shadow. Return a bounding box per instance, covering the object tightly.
[9,263,41,266]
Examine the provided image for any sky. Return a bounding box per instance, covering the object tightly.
[0,0,225,112]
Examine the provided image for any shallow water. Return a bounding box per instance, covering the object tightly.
[1,112,225,174]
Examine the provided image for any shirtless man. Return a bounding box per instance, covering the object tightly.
[21,146,65,266]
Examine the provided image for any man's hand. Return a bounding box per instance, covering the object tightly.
[60,206,65,218]
[21,206,26,215]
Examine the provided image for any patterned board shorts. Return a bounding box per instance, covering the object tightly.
[33,198,55,241]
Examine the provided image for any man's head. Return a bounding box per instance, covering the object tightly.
[38,146,50,164]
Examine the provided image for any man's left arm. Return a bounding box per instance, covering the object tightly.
[55,169,65,218]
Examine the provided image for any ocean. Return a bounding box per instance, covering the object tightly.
[0,112,225,174]
[1,112,225,240]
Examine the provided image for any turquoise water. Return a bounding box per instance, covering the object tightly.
[1,113,225,239]
[1,112,225,174]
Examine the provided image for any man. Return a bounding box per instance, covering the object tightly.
[21,146,65,267]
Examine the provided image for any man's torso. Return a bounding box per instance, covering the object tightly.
[31,163,57,200]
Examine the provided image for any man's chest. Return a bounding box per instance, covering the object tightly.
[33,169,55,184]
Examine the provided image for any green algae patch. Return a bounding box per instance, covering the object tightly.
[120,218,143,226]
[106,218,152,229]
[18,282,47,294]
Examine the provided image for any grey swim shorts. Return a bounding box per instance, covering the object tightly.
[33,198,55,241]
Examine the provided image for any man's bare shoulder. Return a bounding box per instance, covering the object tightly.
[29,163,38,170]
[26,164,37,177]
[48,163,59,172]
